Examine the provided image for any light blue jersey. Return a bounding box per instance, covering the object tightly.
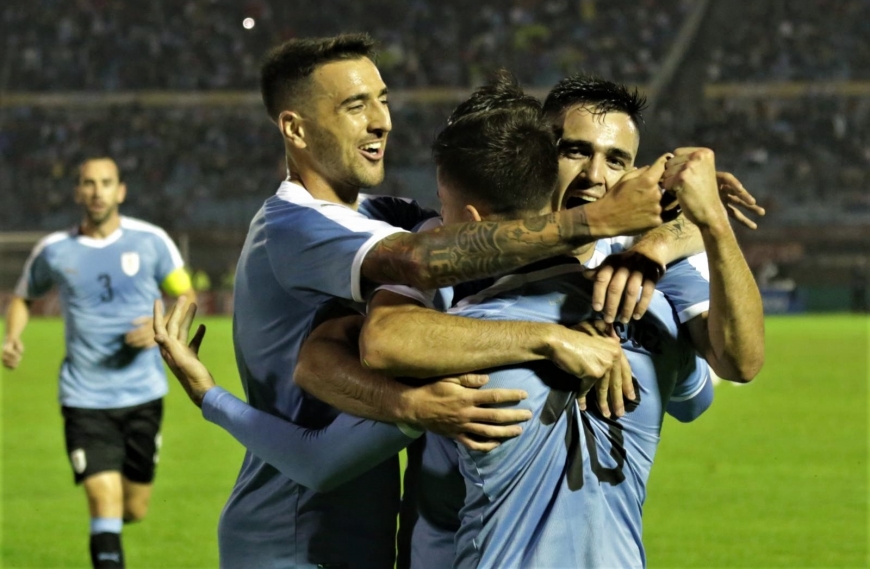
[389,237,712,568]
[14,217,184,409]
[219,181,433,569]
[449,259,710,569]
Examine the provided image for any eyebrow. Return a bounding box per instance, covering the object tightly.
[339,87,389,108]
[81,176,115,184]
[559,138,634,162]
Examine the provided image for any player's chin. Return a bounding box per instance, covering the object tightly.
[354,164,386,188]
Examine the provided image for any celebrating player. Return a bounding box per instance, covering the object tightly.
[2,157,195,569]
[543,75,765,383]
[155,73,761,568]
[167,31,670,568]
[301,75,763,565]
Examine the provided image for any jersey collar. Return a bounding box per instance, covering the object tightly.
[74,224,123,249]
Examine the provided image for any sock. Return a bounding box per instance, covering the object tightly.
[89,518,124,569]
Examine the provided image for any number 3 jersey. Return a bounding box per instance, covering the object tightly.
[14,217,185,409]
[449,258,710,569]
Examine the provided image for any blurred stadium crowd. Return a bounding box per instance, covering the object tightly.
[6,0,690,89]
[2,0,869,233]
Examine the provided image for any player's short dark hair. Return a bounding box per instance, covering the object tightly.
[260,33,377,121]
[77,157,123,183]
[446,69,543,125]
[543,74,647,133]
[433,72,557,217]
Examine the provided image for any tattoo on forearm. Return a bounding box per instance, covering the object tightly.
[364,209,593,288]
[663,215,687,240]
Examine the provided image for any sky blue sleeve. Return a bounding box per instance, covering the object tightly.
[201,387,418,492]
[149,231,185,283]
[667,375,714,423]
[14,244,54,299]
[264,201,406,303]
[659,253,711,323]
[667,355,713,422]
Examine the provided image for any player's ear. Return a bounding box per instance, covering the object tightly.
[464,204,483,222]
[279,110,307,150]
[117,182,127,204]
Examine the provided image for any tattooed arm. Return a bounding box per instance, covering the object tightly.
[362,154,669,289]
[630,214,703,267]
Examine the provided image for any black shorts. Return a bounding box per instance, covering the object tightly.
[61,398,163,485]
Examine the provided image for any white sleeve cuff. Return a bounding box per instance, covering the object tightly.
[678,301,710,323]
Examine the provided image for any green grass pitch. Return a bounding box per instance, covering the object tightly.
[2,315,867,568]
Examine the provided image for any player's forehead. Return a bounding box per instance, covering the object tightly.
[309,57,387,106]
[79,159,119,182]
[560,104,639,158]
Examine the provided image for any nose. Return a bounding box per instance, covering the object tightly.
[580,154,606,187]
[368,100,392,137]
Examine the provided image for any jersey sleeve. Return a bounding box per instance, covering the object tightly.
[667,355,713,422]
[149,229,186,284]
[265,200,406,303]
[14,241,55,299]
[201,387,418,492]
[659,253,710,323]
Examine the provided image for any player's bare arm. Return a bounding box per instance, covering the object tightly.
[2,296,30,370]
[154,297,532,451]
[359,289,635,417]
[361,156,669,290]
[294,311,532,451]
[662,147,765,382]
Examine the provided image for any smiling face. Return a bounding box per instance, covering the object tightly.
[74,158,126,226]
[554,104,640,211]
[297,57,391,194]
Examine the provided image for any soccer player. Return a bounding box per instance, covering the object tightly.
[543,74,765,384]
[208,33,667,569]
[304,75,762,566]
[2,157,195,569]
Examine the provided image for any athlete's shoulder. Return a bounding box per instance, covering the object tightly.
[359,194,439,230]
[120,217,183,267]
[120,216,172,238]
[30,227,76,257]
[266,180,360,223]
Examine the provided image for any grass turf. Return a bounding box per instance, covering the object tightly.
[2,315,868,568]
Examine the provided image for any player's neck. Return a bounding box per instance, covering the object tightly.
[289,170,360,211]
[80,212,121,239]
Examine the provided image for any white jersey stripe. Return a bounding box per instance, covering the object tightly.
[14,229,72,298]
[121,217,184,269]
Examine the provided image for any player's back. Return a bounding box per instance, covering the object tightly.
[450,259,707,569]
[15,217,181,408]
[219,183,429,568]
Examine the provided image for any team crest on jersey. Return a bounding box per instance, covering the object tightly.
[121,252,140,276]
[70,449,87,474]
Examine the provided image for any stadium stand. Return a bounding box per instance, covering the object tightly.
[1,0,867,311]
[3,0,688,90]
[704,0,870,81]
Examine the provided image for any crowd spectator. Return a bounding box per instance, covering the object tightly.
[3,0,690,91]
[3,95,868,231]
[706,0,870,82]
